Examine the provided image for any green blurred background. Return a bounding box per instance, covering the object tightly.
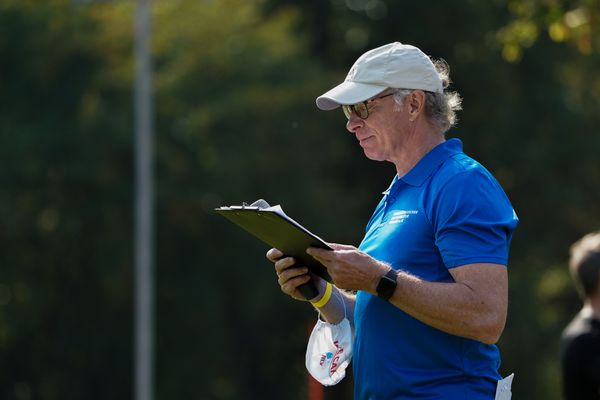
[1,0,599,398]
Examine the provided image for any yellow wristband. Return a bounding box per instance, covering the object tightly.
[311,282,333,308]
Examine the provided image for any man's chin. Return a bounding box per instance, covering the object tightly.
[362,150,384,162]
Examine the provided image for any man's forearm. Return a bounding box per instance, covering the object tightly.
[386,264,508,344]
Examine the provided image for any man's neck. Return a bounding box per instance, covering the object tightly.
[393,125,445,178]
[583,296,600,319]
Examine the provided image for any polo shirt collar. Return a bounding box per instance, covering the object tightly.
[400,138,464,187]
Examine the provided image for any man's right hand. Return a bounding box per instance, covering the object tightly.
[266,248,316,302]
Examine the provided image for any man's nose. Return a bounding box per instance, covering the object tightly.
[346,113,364,133]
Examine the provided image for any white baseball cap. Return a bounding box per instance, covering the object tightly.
[316,42,443,111]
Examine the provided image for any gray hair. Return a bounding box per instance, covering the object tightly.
[569,231,600,298]
[392,59,462,134]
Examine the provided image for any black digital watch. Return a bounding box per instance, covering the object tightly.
[376,268,399,300]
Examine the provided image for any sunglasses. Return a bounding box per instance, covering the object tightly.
[342,93,395,120]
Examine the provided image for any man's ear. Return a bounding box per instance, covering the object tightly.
[408,90,426,121]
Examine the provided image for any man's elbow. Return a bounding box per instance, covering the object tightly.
[478,330,502,345]
[475,314,506,345]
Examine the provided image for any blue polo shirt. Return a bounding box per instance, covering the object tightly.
[353,138,518,400]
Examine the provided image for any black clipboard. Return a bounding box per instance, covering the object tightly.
[215,201,332,299]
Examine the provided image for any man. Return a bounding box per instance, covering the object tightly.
[561,231,600,399]
[267,42,518,399]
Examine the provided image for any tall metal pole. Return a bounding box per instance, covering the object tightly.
[134,1,154,400]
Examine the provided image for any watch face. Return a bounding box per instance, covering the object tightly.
[376,270,398,300]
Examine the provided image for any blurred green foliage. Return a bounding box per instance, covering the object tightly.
[0,0,599,399]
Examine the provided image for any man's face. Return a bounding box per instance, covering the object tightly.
[345,92,410,162]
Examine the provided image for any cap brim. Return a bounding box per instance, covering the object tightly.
[316,81,387,110]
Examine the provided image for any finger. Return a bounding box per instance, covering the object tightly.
[278,266,309,286]
[266,248,284,262]
[274,257,296,274]
[328,243,356,251]
[306,247,335,260]
[281,274,312,298]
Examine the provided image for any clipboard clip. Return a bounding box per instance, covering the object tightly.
[246,199,271,209]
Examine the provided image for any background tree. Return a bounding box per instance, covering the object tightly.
[0,0,598,399]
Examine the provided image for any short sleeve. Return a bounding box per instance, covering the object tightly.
[430,169,518,268]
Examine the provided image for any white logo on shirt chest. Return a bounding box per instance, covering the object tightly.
[388,210,419,225]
